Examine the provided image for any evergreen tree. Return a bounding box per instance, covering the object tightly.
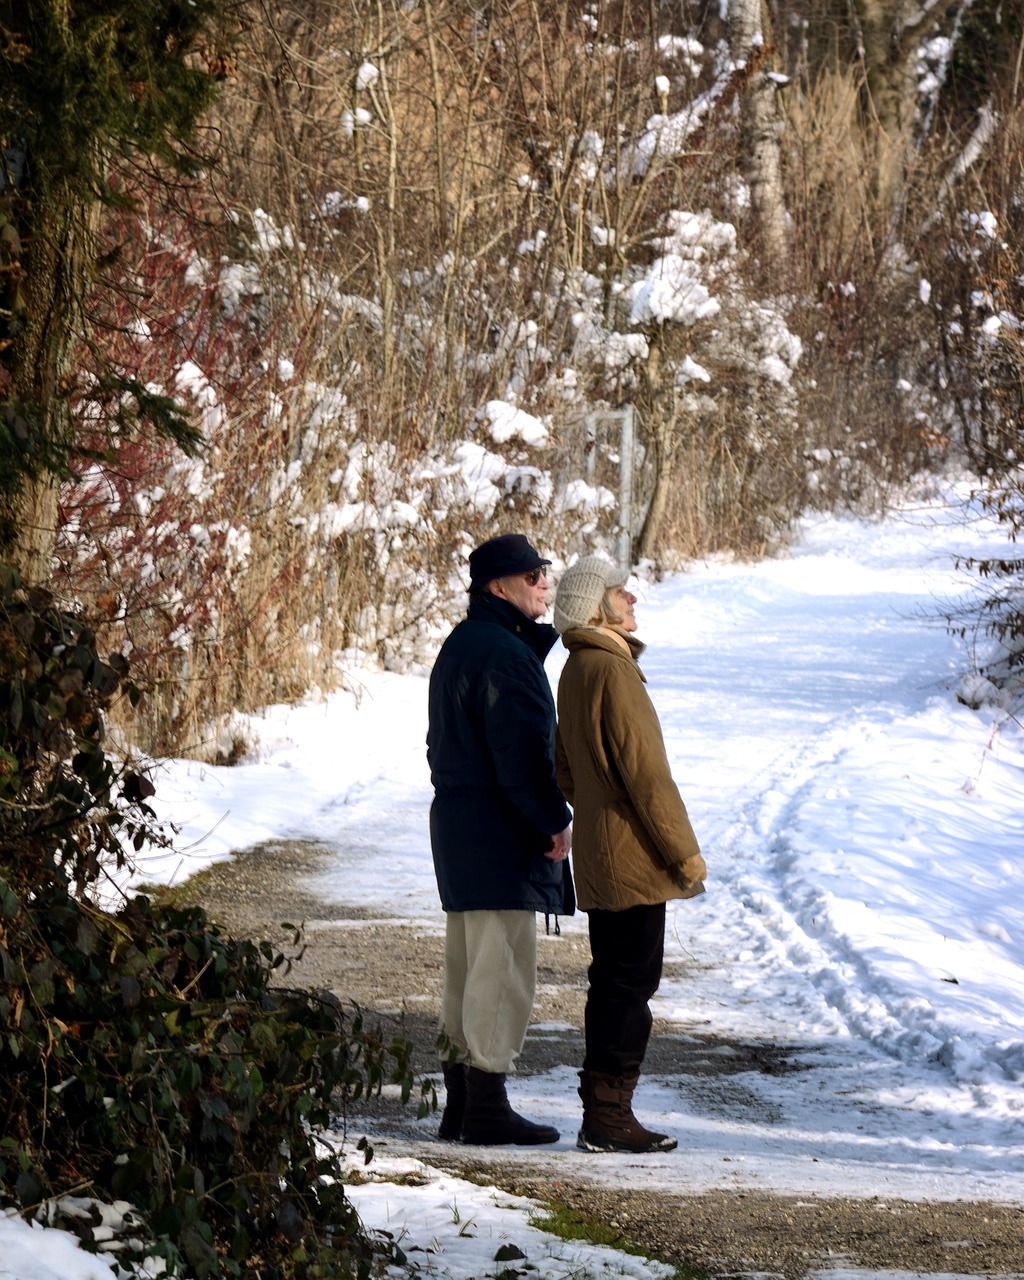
[0,0,238,583]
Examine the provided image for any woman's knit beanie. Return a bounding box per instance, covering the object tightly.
[553,555,626,635]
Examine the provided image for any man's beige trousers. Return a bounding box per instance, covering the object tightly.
[440,910,537,1074]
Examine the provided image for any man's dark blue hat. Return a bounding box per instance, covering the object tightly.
[468,533,550,592]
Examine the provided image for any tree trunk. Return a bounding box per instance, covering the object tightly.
[4,185,95,586]
[12,481,60,589]
[635,413,673,562]
[854,0,945,215]
[729,0,789,263]
[635,339,676,562]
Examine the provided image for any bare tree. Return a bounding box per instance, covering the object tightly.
[729,0,789,261]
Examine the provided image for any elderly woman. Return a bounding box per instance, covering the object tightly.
[553,555,706,1154]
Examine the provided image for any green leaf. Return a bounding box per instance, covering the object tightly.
[75,915,99,955]
[229,1225,250,1261]
[180,1222,218,1279]
[8,682,22,732]
[119,975,142,1008]
[15,1167,44,1206]
[111,1148,150,1198]
[176,1059,202,1096]
[0,877,20,920]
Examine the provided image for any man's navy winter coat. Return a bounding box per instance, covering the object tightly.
[427,593,574,915]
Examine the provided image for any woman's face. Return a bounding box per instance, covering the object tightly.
[609,584,638,631]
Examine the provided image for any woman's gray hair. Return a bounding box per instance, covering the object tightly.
[594,584,627,627]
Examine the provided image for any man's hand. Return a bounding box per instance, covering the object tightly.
[545,825,572,861]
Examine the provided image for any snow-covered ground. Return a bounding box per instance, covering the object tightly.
[6,479,1024,1279]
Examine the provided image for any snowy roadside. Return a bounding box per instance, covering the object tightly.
[6,481,1023,1280]
[115,829,1024,1280]
[158,480,1024,1265]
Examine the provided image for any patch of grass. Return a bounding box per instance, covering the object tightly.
[132,861,224,905]
[530,1202,627,1250]
[342,1168,431,1188]
[528,1201,704,1279]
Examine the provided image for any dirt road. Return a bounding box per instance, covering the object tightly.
[175,839,1024,1279]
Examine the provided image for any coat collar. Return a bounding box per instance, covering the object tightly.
[560,625,647,677]
[467,592,560,661]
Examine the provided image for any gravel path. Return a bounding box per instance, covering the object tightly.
[176,840,1024,1279]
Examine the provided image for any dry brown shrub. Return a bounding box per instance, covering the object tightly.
[53,1,1022,753]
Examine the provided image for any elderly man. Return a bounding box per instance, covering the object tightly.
[427,533,573,1145]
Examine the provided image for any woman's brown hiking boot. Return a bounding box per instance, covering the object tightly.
[577,1069,677,1153]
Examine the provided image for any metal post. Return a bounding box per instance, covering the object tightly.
[579,406,636,569]
[617,405,634,570]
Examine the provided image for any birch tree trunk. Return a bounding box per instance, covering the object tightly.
[729,0,789,263]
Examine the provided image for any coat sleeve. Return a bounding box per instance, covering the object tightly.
[555,726,575,806]
[482,655,571,838]
[601,665,706,884]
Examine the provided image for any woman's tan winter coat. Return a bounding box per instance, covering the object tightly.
[555,627,706,912]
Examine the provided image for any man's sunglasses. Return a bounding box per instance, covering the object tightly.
[523,568,546,585]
